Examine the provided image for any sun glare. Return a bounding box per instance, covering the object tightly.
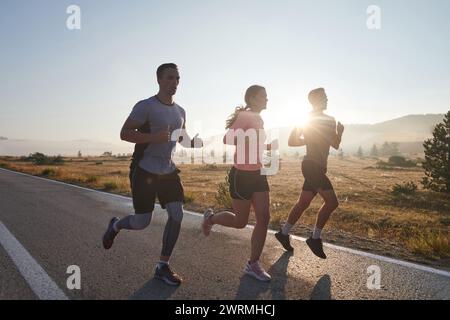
[287,105,310,128]
[264,101,311,129]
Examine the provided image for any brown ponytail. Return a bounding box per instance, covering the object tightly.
[225,85,265,129]
[225,105,250,129]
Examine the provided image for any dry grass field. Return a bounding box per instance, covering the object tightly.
[1,155,449,269]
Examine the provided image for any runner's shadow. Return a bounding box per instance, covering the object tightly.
[310,274,332,300]
[129,278,179,300]
[234,251,293,300]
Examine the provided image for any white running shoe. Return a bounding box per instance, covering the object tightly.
[244,261,272,282]
[202,208,214,236]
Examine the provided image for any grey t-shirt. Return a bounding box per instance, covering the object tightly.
[303,113,336,169]
[128,96,186,175]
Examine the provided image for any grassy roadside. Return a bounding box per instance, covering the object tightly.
[1,155,449,269]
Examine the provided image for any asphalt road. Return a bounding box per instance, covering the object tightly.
[0,168,449,300]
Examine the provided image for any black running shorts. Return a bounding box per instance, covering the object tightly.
[228,166,270,200]
[301,160,334,195]
[131,165,185,214]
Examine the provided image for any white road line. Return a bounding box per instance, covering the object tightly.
[0,221,68,300]
[1,167,450,278]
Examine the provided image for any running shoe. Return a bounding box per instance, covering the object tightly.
[244,261,272,282]
[275,230,294,252]
[102,217,119,250]
[306,237,327,259]
[202,208,214,236]
[154,264,183,286]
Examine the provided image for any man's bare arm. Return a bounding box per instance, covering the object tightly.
[178,129,192,148]
[330,134,341,150]
[179,130,203,148]
[330,122,344,150]
[178,118,203,148]
[288,127,306,147]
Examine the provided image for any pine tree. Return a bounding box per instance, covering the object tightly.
[370,144,378,157]
[380,142,390,156]
[380,141,399,156]
[390,142,400,156]
[422,111,450,193]
[356,146,364,158]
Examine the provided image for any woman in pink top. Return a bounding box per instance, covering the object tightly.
[201,85,278,282]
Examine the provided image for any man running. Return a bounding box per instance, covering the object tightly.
[275,88,344,259]
[102,63,202,286]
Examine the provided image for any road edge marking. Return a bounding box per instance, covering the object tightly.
[1,167,450,278]
[0,220,69,300]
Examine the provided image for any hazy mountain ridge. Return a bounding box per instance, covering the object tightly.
[340,114,444,154]
[0,113,446,156]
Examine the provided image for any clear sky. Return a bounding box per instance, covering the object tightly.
[1,0,449,143]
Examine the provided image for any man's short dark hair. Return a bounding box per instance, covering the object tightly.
[157,63,178,79]
[308,87,325,104]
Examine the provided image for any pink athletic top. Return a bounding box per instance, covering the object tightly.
[224,110,266,171]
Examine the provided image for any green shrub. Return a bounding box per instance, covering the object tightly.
[25,152,65,165]
[388,156,416,167]
[184,192,195,203]
[440,217,450,226]
[0,162,9,169]
[103,181,118,191]
[407,232,450,259]
[41,168,58,177]
[203,164,218,170]
[391,181,418,195]
[85,175,98,183]
[52,155,64,164]
[215,170,232,209]
[377,156,416,169]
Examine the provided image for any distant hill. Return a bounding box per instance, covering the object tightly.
[0,113,446,157]
[203,113,446,157]
[337,114,445,154]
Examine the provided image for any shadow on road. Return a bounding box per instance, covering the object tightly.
[310,274,332,300]
[129,278,179,300]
